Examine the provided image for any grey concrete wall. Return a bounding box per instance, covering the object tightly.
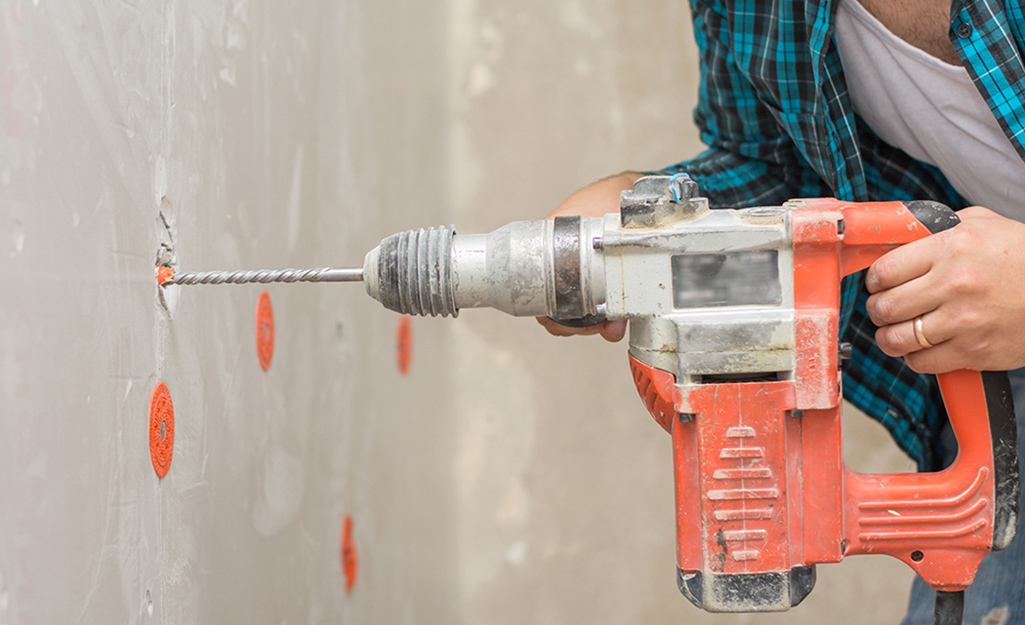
[0,1,454,622]
[1,0,919,623]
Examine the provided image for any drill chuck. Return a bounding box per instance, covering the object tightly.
[363,217,606,320]
[363,226,459,317]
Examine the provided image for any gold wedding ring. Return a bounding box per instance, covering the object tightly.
[913,315,933,349]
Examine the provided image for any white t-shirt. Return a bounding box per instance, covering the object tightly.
[834,0,1025,220]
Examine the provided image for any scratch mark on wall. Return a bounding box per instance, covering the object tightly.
[116,0,141,14]
[286,145,304,251]
[153,157,167,207]
[178,481,210,501]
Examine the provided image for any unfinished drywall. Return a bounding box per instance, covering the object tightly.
[0,0,453,622]
[1,0,919,624]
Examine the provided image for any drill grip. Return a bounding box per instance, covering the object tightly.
[835,200,1019,585]
[902,202,1018,551]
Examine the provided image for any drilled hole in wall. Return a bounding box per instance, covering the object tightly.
[156,199,179,315]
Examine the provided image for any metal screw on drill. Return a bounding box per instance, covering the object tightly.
[165,267,365,286]
[668,173,699,203]
[838,342,853,361]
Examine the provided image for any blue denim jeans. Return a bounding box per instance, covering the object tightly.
[901,368,1025,625]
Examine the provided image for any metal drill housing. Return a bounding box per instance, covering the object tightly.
[362,175,795,384]
[362,216,606,320]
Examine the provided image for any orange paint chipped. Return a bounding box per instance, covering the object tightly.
[149,383,175,478]
[341,514,358,591]
[156,266,174,286]
[256,290,275,371]
[397,316,413,375]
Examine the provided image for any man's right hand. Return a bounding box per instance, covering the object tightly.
[535,172,642,343]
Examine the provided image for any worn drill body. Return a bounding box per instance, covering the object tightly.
[360,175,1018,615]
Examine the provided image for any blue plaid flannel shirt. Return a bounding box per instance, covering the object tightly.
[657,0,1025,470]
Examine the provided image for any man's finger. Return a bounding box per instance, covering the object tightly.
[599,320,627,342]
[903,341,967,375]
[865,274,944,326]
[874,312,948,358]
[864,237,937,294]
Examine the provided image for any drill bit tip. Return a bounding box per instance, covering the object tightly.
[162,267,364,286]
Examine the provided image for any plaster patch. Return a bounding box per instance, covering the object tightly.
[506,540,527,566]
[251,447,305,537]
[225,20,246,51]
[466,63,495,97]
[11,220,24,256]
[219,59,237,85]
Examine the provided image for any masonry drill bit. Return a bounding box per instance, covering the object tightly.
[161,267,364,286]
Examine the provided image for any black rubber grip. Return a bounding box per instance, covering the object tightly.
[902,200,961,234]
[933,590,964,625]
[903,200,1019,549]
[982,370,1019,550]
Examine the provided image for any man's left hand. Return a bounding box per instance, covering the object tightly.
[865,206,1025,373]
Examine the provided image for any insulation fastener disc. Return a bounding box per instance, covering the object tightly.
[256,290,275,371]
[149,383,175,478]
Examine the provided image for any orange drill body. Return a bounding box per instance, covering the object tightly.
[630,198,1018,612]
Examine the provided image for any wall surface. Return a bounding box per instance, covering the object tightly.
[1,0,919,623]
[0,1,454,623]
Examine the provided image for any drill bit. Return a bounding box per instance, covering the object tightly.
[162,267,364,286]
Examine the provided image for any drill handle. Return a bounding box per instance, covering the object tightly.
[833,200,1019,587]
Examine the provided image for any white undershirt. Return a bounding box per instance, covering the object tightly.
[834,0,1025,220]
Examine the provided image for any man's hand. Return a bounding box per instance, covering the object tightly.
[865,206,1025,373]
[535,172,642,343]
